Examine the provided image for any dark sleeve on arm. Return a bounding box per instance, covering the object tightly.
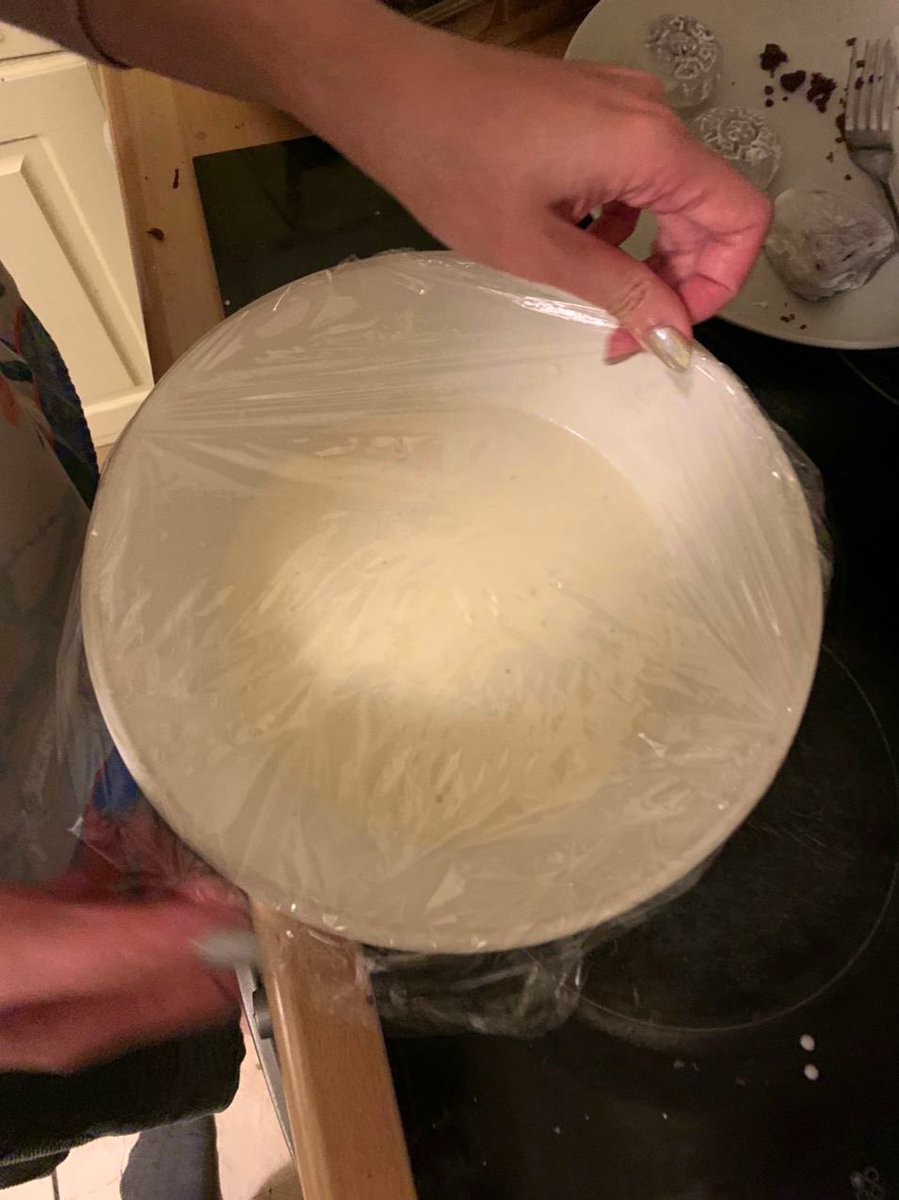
[0,0,125,64]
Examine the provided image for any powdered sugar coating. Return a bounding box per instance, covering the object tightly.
[692,107,782,190]
[646,14,722,109]
[765,189,897,301]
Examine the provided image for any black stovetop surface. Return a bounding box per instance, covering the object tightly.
[195,136,899,1200]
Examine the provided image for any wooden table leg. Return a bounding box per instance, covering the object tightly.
[252,902,418,1200]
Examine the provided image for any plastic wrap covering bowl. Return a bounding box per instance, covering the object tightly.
[81,253,823,954]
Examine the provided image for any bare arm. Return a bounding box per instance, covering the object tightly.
[3,0,770,363]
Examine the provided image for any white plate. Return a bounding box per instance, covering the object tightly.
[567,0,899,349]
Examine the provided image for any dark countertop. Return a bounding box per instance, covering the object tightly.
[389,323,899,1200]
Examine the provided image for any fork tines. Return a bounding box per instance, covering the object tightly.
[846,38,898,136]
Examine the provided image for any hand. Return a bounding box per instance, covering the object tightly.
[287,10,772,363]
[0,806,247,1080]
[0,864,247,1074]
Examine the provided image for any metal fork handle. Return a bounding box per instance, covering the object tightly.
[883,181,899,234]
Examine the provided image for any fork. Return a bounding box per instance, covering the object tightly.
[845,38,899,231]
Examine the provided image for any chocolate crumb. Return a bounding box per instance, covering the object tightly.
[780,70,806,93]
[835,112,846,137]
[808,72,837,113]
[172,167,180,189]
[147,227,165,241]
[760,43,789,75]
[765,98,774,107]
[800,324,808,331]
[826,151,834,162]
[847,36,856,47]
[845,173,852,180]
[764,85,774,95]
[855,76,864,90]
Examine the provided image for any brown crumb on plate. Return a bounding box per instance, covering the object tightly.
[807,72,837,113]
[760,43,789,75]
[780,69,807,93]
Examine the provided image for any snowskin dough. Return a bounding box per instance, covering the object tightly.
[765,188,897,301]
[219,407,675,862]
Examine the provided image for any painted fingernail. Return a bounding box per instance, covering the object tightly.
[194,929,259,969]
[643,326,692,373]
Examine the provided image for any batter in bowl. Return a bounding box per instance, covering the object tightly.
[220,406,674,864]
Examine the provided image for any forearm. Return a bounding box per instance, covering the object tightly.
[2,0,428,132]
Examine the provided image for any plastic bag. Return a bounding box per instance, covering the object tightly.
[58,253,827,1035]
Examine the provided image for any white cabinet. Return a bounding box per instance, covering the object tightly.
[0,49,152,443]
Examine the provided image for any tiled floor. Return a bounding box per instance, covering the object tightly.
[1,1029,295,1200]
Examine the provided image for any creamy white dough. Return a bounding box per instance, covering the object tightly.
[220,407,674,858]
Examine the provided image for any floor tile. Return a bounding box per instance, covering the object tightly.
[216,1026,297,1200]
[55,1133,137,1200]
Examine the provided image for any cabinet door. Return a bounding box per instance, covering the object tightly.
[0,53,151,443]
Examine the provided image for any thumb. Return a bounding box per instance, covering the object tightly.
[527,218,693,369]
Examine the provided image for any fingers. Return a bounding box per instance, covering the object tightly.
[0,888,248,1008]
[649,146,772,319]
[524,216,693,351]
[0,963,239,1074]
[587,201,639,248]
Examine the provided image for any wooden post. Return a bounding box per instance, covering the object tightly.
[252,902,418,1200]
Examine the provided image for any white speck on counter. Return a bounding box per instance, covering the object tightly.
[553,1126,561,1135]
[804,1063,820,1082]
[673,1059,685,1069]
[584,1113,590,1122]
[662,1112,669,1120]
[800,1034,816,1052]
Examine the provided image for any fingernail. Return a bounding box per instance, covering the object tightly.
[605,349,640,366]
[643,326,692,373]
[194,929,259,969]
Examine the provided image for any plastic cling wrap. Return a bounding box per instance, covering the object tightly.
[82,253,824,962]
